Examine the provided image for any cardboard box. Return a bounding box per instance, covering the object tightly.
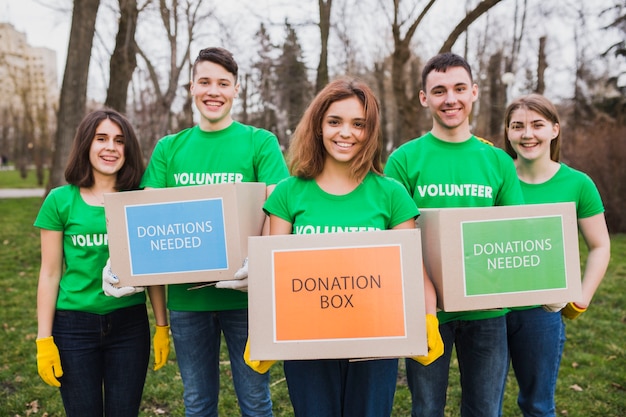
[104,183,266,286]
[247,229,427,361]
[416,202,582,312]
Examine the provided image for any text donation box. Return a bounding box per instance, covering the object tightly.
[273,245,406,341]
[247,229,427,361]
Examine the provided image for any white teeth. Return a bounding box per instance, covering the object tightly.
[336,142,352,148]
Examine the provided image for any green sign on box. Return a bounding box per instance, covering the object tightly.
[416,203,582,311]
[462,216,566,296]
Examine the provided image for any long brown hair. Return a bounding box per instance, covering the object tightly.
[288,77,382,180]
[65,109,144,190]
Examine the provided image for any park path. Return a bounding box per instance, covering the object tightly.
[0,188,45,198]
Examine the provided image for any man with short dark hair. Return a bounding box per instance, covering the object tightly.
[385,52,525,417]
[141,47,288,417]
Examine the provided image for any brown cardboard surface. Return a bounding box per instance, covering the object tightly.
[104,183,266,286]
[416,202,582,312]
[247,229,428,360]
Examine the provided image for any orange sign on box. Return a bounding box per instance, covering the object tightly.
[273,246,406,341]
[248,229,427,361]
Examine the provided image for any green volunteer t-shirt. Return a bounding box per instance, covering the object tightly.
[518,163,604,216]
[141,121,289,311]
[33,185,146,314]
[264,172,419,231]
[511,162,605,311]
[385,133,525,323]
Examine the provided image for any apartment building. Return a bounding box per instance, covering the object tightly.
[0,22,58,167]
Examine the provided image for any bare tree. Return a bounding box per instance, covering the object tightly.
[486,51,505,137]
[16,96,34,179]
[536,35,547,94]
[134,0,211,154]
[438,0,505,53]
[48,0,101,191]
[316,0,332,92]
[105,0,147,112]
[571,6,596,129]
[389,0,436,146]
[373,60,391,158]
[35,104,53,185]
[333,0,364,77]
[387,0,504,146]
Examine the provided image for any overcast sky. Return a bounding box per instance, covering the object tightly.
[2,0,623,104]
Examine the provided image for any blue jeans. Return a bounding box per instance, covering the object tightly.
[284,358,398,417]
[405,316,508,417]
[53,304,150,417]
[502,307,566,417]
[170,309,272,417]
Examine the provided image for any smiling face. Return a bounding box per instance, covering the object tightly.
[321,97,366,167]
[89,118,125,179]
[506,107,559,163]
[190,60,239,131]
[420,66,478,139]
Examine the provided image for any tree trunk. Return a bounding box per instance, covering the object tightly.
[439,0,504,53]
[374,61,389,160]
[387,0,505,144]
[536,35,547,94]
[134,0,199,156]
[105,0,139,113]
[487,51,505,138]
[315,0,332,93]
[48,0,101,191]
[390,0,435,146]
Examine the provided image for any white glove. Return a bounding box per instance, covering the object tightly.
[215,258,248,292]
[542,302,567,312]
[102,258,145,298]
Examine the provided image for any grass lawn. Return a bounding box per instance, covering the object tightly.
[0,167,48,189]
[1,193,624,416]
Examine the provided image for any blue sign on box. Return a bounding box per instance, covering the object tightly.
[104,183,267,286]
[125,198,228,275]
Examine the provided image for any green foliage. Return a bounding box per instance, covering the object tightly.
[1,195,625,416]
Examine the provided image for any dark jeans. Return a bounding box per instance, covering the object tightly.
[284,358,398,417]
[406,316,509,417]
[502,307,566,417]
[53,304,150,417]
[169,309,272,417]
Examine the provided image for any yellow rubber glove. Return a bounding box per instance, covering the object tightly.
[411,314,444,366]
[153,325,170,371]
[562,302,587,320]
[244,338,276,374]
[36,336,63,387]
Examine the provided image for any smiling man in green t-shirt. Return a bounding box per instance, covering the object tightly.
[140,47,288,417]
[385,52,524,417]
